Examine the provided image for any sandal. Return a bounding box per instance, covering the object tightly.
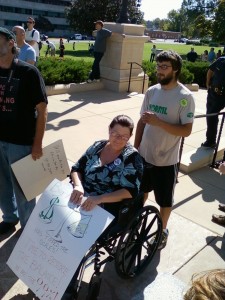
[212,214,225,226]
[219,204,225,212]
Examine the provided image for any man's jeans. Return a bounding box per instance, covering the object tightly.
[89,51,104,80]
[0,141,36,228]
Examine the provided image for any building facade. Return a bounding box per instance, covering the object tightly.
[146,30,181,40]
[0,0,71,37]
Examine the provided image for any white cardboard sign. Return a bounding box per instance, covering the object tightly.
[7,179,114,300]
[11,140,70,200]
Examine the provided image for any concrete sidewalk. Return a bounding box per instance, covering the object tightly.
[1,88,225,300]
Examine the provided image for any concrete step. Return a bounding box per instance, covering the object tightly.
[180,137,225,173]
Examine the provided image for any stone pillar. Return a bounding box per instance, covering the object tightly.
[100,22,149,93]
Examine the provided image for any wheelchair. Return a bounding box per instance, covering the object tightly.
[64,193,163,300]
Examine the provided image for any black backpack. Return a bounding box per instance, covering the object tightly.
[31,29,43,50]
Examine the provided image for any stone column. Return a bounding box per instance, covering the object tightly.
[100,22,149,93]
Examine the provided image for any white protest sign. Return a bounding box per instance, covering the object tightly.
[7,179,114,300]
[11,140,70,200]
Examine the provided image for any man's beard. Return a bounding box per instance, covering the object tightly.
[157,73,174,85]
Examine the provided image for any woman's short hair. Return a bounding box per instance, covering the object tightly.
[156,50,182,79]
[184,269,225,300]
[109,115,134,135]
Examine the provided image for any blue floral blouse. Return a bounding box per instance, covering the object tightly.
[71,140,143,198]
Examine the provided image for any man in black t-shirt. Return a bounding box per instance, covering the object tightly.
[187,47,198,62]
[0,27,48,236]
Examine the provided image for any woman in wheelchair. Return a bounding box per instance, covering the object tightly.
[69,114,143,218]
[63,116,163,300]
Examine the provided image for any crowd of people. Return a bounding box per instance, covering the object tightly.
[0,17,225,299]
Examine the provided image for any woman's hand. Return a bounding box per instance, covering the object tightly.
[81,196,101,211]
[70,185,84,205]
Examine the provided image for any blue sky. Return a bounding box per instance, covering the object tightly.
[140,0,183,20]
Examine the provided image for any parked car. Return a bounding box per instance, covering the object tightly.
[82,35,87,40]
[179,38,189,43]
[40,34,48,41]
[70,34,82,40]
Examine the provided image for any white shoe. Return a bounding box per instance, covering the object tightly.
[87,79,93,83]
[93,79,100,82]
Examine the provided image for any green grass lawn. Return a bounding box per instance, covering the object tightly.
[40,40,222,62]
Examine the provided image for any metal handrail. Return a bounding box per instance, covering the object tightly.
[127,61,148,94]
[179,112,225,170]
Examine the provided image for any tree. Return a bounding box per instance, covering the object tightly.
[212,0,225,42]
[66,0,143,34]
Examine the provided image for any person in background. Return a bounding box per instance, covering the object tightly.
[150,44,157,63]
[25,17,40,64]
[184,269,225,299]
[12,26,36,65]
[87,20,125,83]
[0,27,48,236]
[134,50,195,250]
[201,49,208,62]
[201,56,225,148]
[208,47,216,63]
[217,49,222,59]
[46,40,56,57]
[187,47,198,62]
[59,41,65,59]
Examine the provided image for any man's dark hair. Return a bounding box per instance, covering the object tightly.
[109,115,134,135]
[156,50,182,79]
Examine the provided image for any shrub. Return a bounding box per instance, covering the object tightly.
[183,61,209,88]
[37,57,92,85]
[142,60,194,86]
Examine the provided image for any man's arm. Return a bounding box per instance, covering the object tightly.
[32,102,47,160]
[206,69,214,89]
[134,118,145,149]
[141,111,193,137]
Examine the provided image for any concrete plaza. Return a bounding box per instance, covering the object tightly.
[1,87,225,299]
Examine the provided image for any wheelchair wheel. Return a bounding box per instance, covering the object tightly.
[86,274,102,300]
[115,205,162,279]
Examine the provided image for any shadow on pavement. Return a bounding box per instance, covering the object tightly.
[0,229,23,299]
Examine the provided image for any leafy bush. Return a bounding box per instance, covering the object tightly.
[37,58,92,85]
[183,61,209,88]
[142,60,194,86]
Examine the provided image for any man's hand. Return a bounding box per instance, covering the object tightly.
[142,111,161,127]
[31,144,43,160]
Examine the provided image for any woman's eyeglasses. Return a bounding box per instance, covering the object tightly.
[110,131,130,141]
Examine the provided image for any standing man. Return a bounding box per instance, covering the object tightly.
[12,25,36,65]
[201,56,225,148]
[87,20,125,83]
[25,16,40,64]
[134,50,195,250]
[0,27,48,235]
[208,47,216,63]
[187,47,198,62]
[150,44,157,63]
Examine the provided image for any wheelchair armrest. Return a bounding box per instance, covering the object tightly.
[117,192,144,228]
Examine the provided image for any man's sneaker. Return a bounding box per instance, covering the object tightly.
[201,141,216,148]
[149,229,169,250]
[0,220,19,235]
[93,79,100,82]
[86,79,93,83]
